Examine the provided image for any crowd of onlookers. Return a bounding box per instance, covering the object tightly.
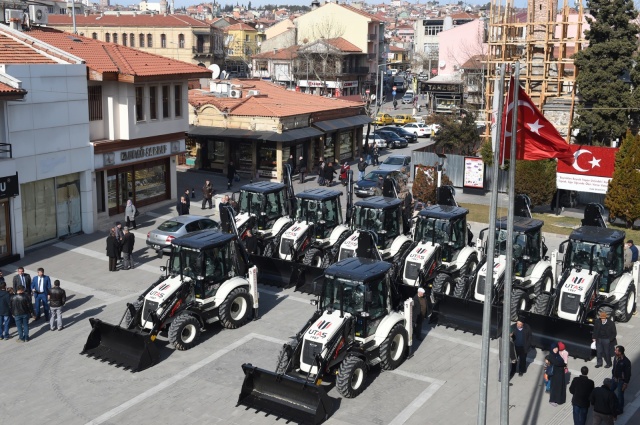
[0,267,66,342]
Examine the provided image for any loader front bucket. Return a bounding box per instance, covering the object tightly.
[433,294,503,338]
[292,264,325,295]
[81,318,160,372]
[519,311,594,360]
[237,363,334,425]
[249,255,297,289]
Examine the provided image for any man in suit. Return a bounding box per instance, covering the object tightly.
[30,267,51,321]
[13,267,32,298]
[510,318,532,376]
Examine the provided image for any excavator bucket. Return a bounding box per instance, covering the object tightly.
[433,294,503,338]
[292,264,325,295]
[519,311,594,360]
[250,255,297,289]
[81,318,160,372]
[238,364,334,425]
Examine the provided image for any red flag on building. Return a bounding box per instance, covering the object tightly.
[500,77,574,165]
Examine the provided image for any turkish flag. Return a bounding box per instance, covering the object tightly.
[557,145,618,178]
[500,77,574,165]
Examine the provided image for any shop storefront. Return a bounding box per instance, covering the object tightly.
[0,173,18,263]
[420,78,464,114]
[298,80,360,97]
[94,139,183,216]
[312,115,371,164]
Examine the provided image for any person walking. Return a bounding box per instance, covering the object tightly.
[12,266,31,298]
[124,199,137,230]
[357,157,368,181]
[611,345,631,414]
[570,366,595,425]
[373,145,380,166]
[48,280,66,331]
[412,287,427,340]
[202,180,214,209]
[590,378,619,424]
[627,240,638,262]
[183,189,191,210]
[324,162,336,187]
[339,162,350,186]
[10,285,34,342]
[0,282,11,340]
[510,319,532,376]
[176,196,189,216]
[227,160,237,189]
[30,268,51,322]
[106,228,119,272]
[298,156,306,183]
[593,311,616,368]
[317,162,326,186]
[548,343,567,406]
[121,227,135,270]
[114,222,124,261]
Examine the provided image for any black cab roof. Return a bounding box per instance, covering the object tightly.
[355,196,401,210]
[419,205,468,220]
[325,257,392,281]
[496,216,544,233]
[570,226,626,246]
[296,188,342,201]
[172,229,234,250]
[239,181,285,194]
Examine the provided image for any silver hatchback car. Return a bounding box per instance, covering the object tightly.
[146,215,219,255]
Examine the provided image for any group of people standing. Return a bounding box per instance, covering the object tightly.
[0,267,66,342]
[106,222,135,271]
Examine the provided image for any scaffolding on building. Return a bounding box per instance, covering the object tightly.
[483,0,586,141]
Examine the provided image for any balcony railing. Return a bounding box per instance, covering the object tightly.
[368,53,377,60]
[368,33,376,42]
[192,46,213,56]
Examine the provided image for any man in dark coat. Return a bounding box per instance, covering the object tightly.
[243,228,259,255]
[593,310,617,368]
[412,287,428,340]
[106,228,119,272]
[570,366,595,425]
[121,227,135,270]
[510,319,532,376]
[48,280,66,331]
[611,345,632,414]
[324,162,336,186]
[202,180,214,209]
[0,282,11,340]
[227,160,237,189]
[590,378,619,423]
[12,267,31,298]
[176,196,189,216]
[115,222,124,261]
[10,285,34,342]
[183,189,191,209]
[498,334,517,383]
[548,343,567,406]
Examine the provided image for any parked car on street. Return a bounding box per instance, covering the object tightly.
[373,113,394,125]
[147,215,219,255]
[380,126,418,143]
[393,114,416,125]
[365,134,387,149]
[402,122,431,137]
[354,169,408,197]
[401,93,414,104]
[377,155,411,175]
[374,130,408,149]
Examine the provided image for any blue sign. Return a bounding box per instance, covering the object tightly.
[392,90,396,97]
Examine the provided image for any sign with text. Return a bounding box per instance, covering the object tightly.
[0,172,19,199]
[463,157,484,189]
[556,145,618,194]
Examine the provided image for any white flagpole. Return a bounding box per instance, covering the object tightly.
[477,63,506,425]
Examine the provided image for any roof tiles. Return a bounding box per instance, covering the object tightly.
[0,81,26,94]
[47,13,209,28]
[0,33,57,64]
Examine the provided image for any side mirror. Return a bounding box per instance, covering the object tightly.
[479,229,486,240]
[310,299,318,306]
[160,266,167,272]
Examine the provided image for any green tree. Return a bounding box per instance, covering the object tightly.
[412,165,452,205]
[514,160,557,207]
[432,113,481,155]
[605,131,640,227]
[573,0,640,145]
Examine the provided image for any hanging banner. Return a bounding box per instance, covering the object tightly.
[556,145,618,194]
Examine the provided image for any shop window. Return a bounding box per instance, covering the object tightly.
[206,139,225,169]
[149,86,158,120]
[174,85,182,117]
[162,85,170,118]
[135,86,145,122]
[161,34,167,48]
[235,141,253,174]
[178,34,185,48]
[135,163,167,202]
[323,135,335,165]
[130,33,135,47]
[139,33,145,48]
[338,131,353,162]
[107,159,170,215]
[258,145,277,177]
[56,173,81,238]
[0,200,11,257]
[147,34,153,48]
[88,85,103,121]
[96,171,105,213]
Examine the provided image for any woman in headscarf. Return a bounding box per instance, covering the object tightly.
[547,342,567,406]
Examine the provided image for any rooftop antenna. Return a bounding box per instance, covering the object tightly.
[71,0,77,34]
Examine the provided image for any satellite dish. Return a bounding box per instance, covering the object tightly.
[209,64,221,79]
[439,60,446,68]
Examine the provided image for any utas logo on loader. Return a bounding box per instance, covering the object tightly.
[307,320,332,339]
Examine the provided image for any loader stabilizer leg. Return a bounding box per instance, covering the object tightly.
[238,363,335,425]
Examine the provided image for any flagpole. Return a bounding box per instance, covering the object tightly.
[477,63,506,425]
[500,62,520,424]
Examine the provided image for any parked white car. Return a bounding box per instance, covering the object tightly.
[365,135,387,149]
[402,122,430,137]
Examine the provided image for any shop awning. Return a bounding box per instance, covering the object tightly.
[312,115,372,132]
[188,126,322,143]
[265,127,323,142]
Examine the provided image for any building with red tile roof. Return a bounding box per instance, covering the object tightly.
[188,79,370,180]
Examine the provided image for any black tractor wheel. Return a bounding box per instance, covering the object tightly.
[461,253,479,276]
[510,289,529,321]
[168,314,201,351]
[218,287,252,329]
[336,355,368,398]
[532,293,551,316]
[432,273,454,295]
[533,270,554,295]
[453,279,469,299]
[275,344,293,374]
[263,241,276,258]
[303,248,323,267]
[380,323,408,370]
[615,283,636,323]
[123,299,143,329]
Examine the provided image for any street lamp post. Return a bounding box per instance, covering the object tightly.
[374,62,390,118]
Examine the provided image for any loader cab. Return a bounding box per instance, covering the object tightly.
[296,189,343,239]
[352,197,404,250]
[322,258,392,338]
[236,182,288,231]
[415,205,469,263]
[566,226,626,293]
[495,217,545,278]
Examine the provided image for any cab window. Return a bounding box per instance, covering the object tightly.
[322,198,340,228]
[450,218,465,250]
[383,208,400,239]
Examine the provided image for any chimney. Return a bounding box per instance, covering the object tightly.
[116,11,121,17]
[84,10,89,17]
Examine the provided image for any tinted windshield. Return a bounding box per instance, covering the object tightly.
[238,190,264,215]
[363,172,384,182]
[567,241,604,270]
[295,198,321,222]
[159,220,184,232]
[495,229,527,256]
[353,205,383,232]
[383,157,404,165]
[321,277,365,315]
[415,217,450,244]
[170,245,201,280]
